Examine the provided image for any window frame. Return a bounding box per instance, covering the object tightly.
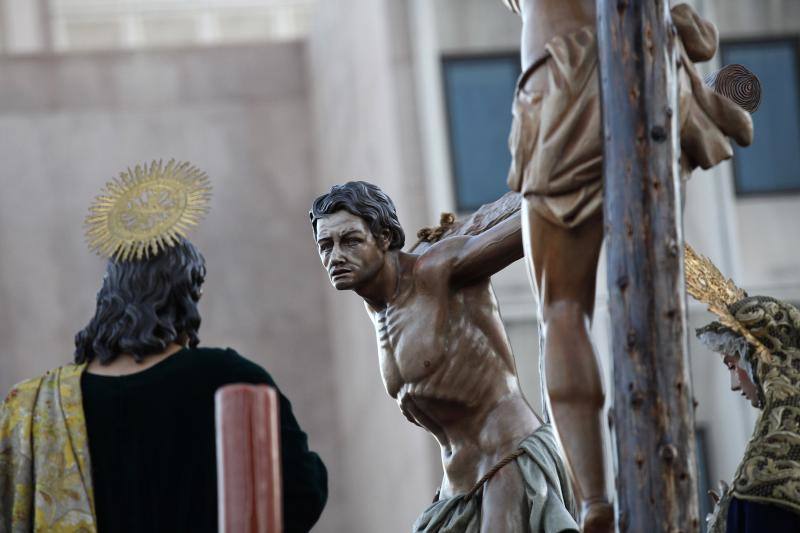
[720,35,800,198]
[440,50,521,213]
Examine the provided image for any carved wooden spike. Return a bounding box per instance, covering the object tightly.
[216,384,282,533]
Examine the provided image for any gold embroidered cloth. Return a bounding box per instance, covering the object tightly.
[0,364,96,533]
[700,297,800,531]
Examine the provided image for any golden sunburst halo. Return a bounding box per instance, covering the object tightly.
[685,243,771,363]
[85,160,212,261]
[684,243,747,313]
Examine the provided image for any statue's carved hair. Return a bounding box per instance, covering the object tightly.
[74,239,206,365]
[309,181,405,250]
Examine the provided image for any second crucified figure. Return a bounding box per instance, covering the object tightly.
[501,1,753,531]
[311,182,579,532]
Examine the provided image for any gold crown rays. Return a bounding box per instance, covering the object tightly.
[85,160,212,261]
[684,244,771,363]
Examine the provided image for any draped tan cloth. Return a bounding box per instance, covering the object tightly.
[0,365,96,533]
[507,26,602,229]
[507,3,753,229]
[412,425,578,533]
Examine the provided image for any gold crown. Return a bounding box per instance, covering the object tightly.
[684,244,771,363]
[85,160,211,261]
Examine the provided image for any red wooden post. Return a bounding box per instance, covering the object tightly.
[216,384,282,533]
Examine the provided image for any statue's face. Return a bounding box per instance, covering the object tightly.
[722,354,760,408]
[315,210,388,291]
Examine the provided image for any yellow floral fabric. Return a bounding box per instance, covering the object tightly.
[0,364,96,533]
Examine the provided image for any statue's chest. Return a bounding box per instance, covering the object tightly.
[373,296,449,397]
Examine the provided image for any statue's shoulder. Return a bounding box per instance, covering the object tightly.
[411,238,466,280]
[3,364,83,409]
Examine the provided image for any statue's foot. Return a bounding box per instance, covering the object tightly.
[581,500,614,533]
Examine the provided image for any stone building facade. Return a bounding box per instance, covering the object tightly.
[1,0,798,531]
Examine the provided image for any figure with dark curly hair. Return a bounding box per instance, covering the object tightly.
[310,181,578,532]
[0,161,327,533]
[685,246,800,533]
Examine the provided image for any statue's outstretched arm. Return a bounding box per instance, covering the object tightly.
[448,213,523,287]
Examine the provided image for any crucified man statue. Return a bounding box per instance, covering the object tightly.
[311,182,578,532]
[501,1,753,530]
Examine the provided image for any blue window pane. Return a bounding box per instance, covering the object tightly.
[443,55,520,211]
[721,40,800,195]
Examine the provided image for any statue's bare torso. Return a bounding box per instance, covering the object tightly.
[365,240,538,497]
[314,198,540,511]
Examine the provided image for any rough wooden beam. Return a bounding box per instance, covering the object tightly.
[596,1,699,530]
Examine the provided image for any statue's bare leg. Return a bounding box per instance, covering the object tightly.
[521,200,613,532]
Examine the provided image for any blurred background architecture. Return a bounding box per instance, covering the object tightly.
[1,0,799,531]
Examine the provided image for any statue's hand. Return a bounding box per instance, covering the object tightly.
[582,500,614,533]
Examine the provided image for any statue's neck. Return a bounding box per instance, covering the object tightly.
[358,252,403,310]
